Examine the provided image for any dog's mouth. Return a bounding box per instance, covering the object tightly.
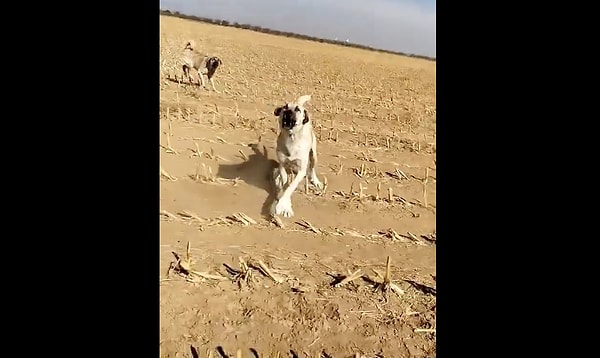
[282,121,297,130]
[281,110,296,130]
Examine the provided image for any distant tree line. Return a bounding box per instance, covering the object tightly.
[160,9,435,62]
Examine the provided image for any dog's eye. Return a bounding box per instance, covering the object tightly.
[294,107,300,112]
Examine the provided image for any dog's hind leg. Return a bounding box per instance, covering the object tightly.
[182,64,192,84]
[307,135,323,189]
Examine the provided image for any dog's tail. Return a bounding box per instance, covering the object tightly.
[295,94,311,107]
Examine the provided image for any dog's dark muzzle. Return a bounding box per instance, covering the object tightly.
[281,110,296,129]
[208,58,221,69]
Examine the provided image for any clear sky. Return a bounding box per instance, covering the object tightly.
[159,0,436,58]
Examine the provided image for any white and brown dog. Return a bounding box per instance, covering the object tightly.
[271,95,323,218]
[181,40,223,92]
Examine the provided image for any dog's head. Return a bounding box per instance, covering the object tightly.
[274,95,312,131]
[207,56,222,70]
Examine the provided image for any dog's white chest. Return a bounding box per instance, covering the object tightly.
[277,130,312,174]
[280,137,310,160]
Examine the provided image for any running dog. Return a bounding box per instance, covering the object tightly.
[181,40,223,92]
[271,95,323,218]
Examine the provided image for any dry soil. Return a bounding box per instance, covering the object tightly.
[160,15,436,358]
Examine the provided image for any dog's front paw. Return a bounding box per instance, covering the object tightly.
[274,197,294,218]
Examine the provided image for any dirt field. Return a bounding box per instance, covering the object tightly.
[160,15,436,358]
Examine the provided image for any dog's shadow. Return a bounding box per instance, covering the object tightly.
[165,76,206,88]
[217,143,279,217]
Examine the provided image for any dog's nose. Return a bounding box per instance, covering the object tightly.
[282,110,295,128]
[282,110,293,120]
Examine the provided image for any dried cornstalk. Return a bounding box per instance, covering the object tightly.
[160,167,177,181]
[176,210,203,222]
[232,256,253,287]
[200,163,216,182]
[256,260,283,284]
[405,231,426,246]
[194,163,201,181]
[423,167,429,207]
[271,215,285,228]
[414,328,436,334]
[379,228,409,243]
[190,141,202,158]
[373,256,405,296]
[334,269,363,288]
[296,219,321,234]
[396,168,409,180]
[167,242,193,276]
[190,271,228,281]
[160,209,179,221]
[336,161,344,175]
[237,212,257,224]
[227,212,257,226]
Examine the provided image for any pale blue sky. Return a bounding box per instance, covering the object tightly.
[160,0,436,58]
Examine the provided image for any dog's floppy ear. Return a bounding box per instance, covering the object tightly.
[296,95,311,107]
[303,109,310,124]
[274,106,284,117]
